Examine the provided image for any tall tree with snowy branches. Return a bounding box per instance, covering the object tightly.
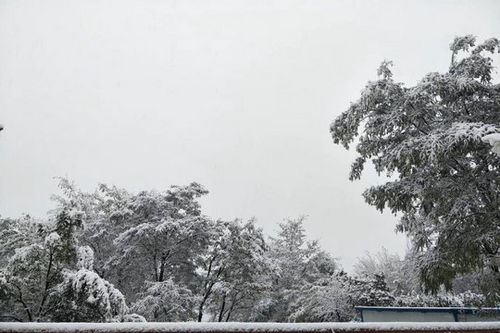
[330,36,500,295]
[261,217,337,321]
[0,182,129,322]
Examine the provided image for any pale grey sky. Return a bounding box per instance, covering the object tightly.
[1,0,499,270]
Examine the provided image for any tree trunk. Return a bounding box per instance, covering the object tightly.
[217,294,226,322]
[37,251,54,319]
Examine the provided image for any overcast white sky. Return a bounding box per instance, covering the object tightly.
[1,0,499,270]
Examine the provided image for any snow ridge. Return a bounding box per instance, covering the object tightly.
[1,322,500,332]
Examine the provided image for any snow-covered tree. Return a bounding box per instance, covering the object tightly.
[194,219,268,322]
[0,210,81,322]
[79,183,134,279]
[354,248,420,296]
[42,237,129,323]
[289,277,353,322]
[210,220,269,322]
[0,228,129,322]
[330,36,500,293]
[131,279,195,322]
[289,270,396,322]
[272,217,337,286]
[51,179,210,301]
[1,238,55,321]
[351,273,395,307]
[261,217,338,321]
[113,214,210,299]
[0,181,129,322]
[1,229,66,321]
[48,267,128,322]
[0,216,42,267]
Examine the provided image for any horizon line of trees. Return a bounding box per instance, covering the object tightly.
[1,178,497,323]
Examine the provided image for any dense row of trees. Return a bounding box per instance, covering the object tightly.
[0,179,496,323]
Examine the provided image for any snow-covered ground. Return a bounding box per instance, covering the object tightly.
[1,322,500,332]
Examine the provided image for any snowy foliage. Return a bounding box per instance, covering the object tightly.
[482,133,500,156]
[330,36,500,293]
[131,280,195,322]
[257,218,338,322]
[289,278,354,322]
[394,290,487,308]
[114,216,207,284]
[354,248,420,296]
[1,231,65,322]
[77,246,95,270]
[1,177,498,323]
[0,180,130,322]
[198,219,269,322]
[0,216,44,267]
[49,269,128,322]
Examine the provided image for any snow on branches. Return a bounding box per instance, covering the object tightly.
[330,36,500,293]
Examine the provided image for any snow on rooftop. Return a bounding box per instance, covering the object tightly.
[1,322,500,332]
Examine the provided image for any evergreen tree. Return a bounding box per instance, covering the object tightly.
[262,217,337,321]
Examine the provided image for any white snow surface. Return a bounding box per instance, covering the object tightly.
[1,322,500,332]
[482,133,500,146]
[482,133,500,156]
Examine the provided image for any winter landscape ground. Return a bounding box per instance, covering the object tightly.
[0,0,499,329]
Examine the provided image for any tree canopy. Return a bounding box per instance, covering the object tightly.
[330,36,500,293]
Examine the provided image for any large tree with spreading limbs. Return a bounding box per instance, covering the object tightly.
[331,36,500,294]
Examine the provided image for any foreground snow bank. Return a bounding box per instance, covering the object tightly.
[1,322,500,332]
